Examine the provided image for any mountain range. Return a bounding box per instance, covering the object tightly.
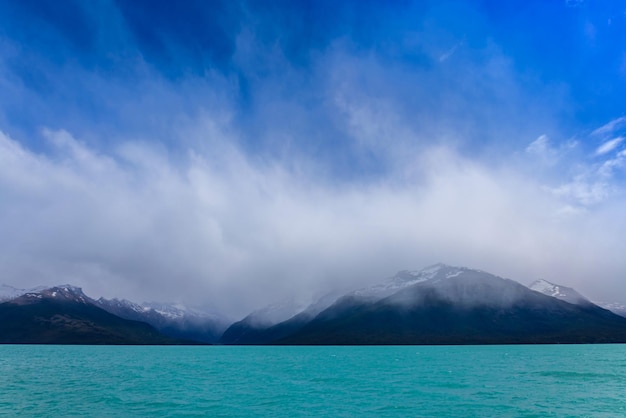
[0,286,181,344]
[0,285,227,344]
[2,264,626,344]
[220,264,626,345]
[94,298,229,343]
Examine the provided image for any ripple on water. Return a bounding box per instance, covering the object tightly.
[0,344,625,416]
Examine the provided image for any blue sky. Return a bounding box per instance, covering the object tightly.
[1,0,625,315]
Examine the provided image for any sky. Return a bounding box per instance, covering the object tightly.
[1,0,626,318]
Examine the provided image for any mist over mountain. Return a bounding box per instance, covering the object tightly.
[221,264,626,345]
[219,293,340,345]
[595,302,626,318]
[95,298,229,343]
[3,264,626,345]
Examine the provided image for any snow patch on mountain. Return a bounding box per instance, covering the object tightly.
[527,279,626,315]
[97,298,226,322]
[352,263,493,300]
[528,279,591,306]
[95,296,231,343]
[141,302,226,321]
[97,297,147,314]
[1,284,89,303]
[596,302,626,318]
[44,285,90,303]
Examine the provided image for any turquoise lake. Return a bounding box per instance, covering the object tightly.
[1,344,625,417]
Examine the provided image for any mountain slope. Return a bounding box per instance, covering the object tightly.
[220,310,315,345]
[96,298,228,343]
[0,286,187,344]
[528,278,626,318]
[596,302,626,318]
[219,293,340,344]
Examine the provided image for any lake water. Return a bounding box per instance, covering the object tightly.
[1,344,625,417]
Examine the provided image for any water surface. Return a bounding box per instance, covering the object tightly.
[1,344,625,416]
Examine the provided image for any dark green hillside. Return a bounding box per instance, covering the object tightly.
[0,295,186,345]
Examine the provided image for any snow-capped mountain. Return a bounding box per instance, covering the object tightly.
[222,263,519,344]
[0,285,182,344]
[0,283,228,343]
[99,299,229,327]
[222,263,626,345]
[96,298,230,343]
[351,263,500,301]
[528,279,592,306]
[2,284,94,305]
[5,265,626,345]
[527,279,626,317]
[228,263,468,337]
[36,285,92,303]
[351,266,440,300]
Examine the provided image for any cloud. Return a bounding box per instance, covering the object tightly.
[2,126,626,317]
[2,0,626,317]
[525,122,626,210]
[550,175,610,206]
[526,135,557,163]
[591,116,626,137]
[438,41,463,62]
[525,135,578,167]
[596,136,625,155]
[598,149,626,177]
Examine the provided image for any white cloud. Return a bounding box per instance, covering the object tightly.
[591,116,626,137]
[551,176,610,206]
[526,135,554,159]
[595,136,624,155]
[438,41,463,62]
[525,135,577,166]
[598,149,626,177]
[3,127,626,316]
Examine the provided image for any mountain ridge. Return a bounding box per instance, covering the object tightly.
[221,264,626,345]
[0,286,188,344]
[3,264,626,345]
